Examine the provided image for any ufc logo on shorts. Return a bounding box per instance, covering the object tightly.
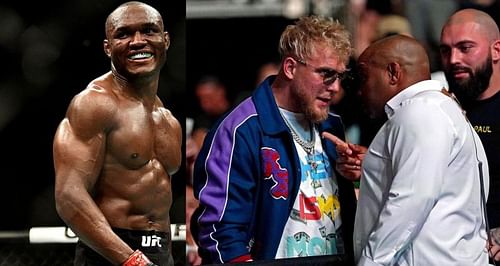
[141,235,162,247]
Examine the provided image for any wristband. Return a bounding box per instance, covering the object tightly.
[122,250,156,266]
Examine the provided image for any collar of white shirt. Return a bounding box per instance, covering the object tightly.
[384,80,442,118]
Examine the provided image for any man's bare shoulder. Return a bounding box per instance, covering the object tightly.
[65,75,118,136]
[77,73,116,101]
[154,97,181,130]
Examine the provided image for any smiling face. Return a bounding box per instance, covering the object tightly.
[104,3,169,80]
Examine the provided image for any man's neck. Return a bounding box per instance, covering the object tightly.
[111,70,159,102]
[479,72,500,100]
[271,77,300,113]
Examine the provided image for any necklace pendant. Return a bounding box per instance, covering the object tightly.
[308,154,317,174]
[310,160,317,170]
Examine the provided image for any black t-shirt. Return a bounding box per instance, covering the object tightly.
[467,91,500,228]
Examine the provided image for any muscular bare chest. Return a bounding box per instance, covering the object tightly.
[106,103,175,172]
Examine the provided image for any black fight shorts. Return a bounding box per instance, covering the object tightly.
[74,227,174,266]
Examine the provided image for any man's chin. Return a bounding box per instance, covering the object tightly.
[452,78,469,88]
[306,108,329,123]
[363,107,383,120]
[125,68,159,79]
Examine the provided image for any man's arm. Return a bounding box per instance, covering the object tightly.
[158,104,183,176]
[53,88,134,265]
[193,117,258,263]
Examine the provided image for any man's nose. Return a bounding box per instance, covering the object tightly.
[449,48,463,65]
[131,32,147,45]
[327,78,341,93]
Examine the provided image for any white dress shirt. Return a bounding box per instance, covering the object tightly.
[354,80,490,265]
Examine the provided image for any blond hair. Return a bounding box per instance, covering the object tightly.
[279,16,352,64]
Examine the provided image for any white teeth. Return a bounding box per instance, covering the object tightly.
[129,52,152,59]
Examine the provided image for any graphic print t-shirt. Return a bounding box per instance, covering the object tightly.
[275,109,343,259]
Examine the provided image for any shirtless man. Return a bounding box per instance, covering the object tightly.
[53,2,181,265]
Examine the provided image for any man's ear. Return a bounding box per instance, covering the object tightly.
[283,57,297,80]
[103,39,111,58]
[491,39,500,62]
[387,62,401,85]
[164,31,170,50]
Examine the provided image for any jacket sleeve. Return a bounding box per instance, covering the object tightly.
[192,116,259,263]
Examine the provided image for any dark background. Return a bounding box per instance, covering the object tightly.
[186,16,293,110]
[0,0,186,230]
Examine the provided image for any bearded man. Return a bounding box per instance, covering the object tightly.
[440,8,500,262]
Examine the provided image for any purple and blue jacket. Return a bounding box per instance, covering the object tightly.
[192,76,356,264]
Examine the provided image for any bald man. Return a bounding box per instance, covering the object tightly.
[350,35,489,265]
[53,2,181,265]
[439,9,500,261]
